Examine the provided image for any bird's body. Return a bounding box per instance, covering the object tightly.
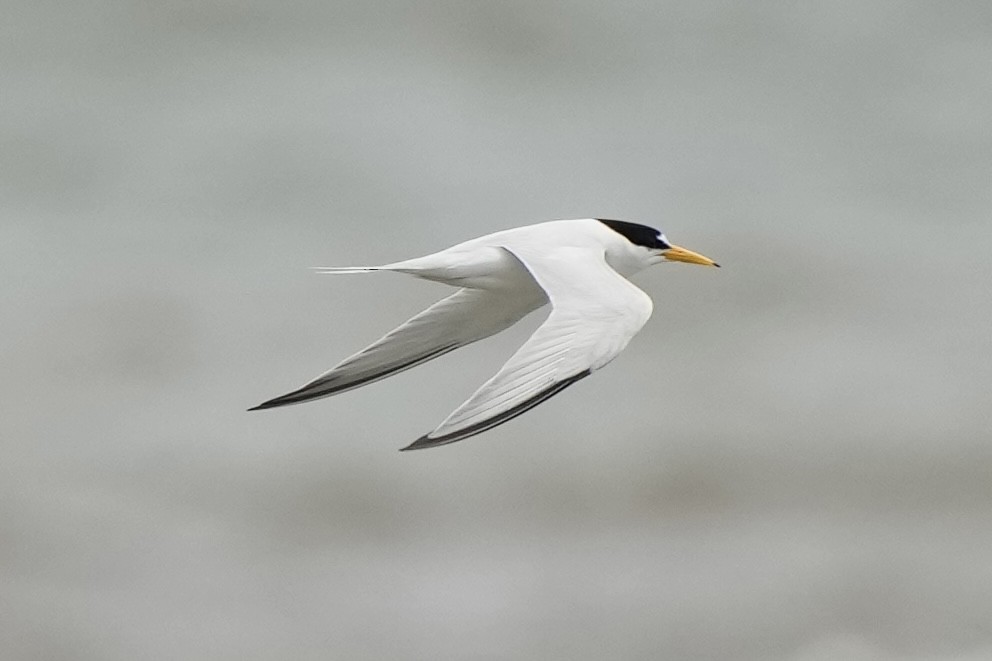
[250,218,718,450]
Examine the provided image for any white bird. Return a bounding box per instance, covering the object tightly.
[250,219,718,450]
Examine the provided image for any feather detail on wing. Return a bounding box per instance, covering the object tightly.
[249,286,544,410]
[402,246,653,450]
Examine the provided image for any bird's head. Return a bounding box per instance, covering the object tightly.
[597,219,720,271]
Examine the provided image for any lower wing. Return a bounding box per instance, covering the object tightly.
[402,245,653,450]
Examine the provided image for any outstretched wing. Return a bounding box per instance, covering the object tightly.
[250,286,545,410]
[402,246,653,450]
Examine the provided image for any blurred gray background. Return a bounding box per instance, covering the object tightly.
[4,1,992,659]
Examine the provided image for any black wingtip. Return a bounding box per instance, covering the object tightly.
[399,369,593,452]
[399,435,442,451]
[247,397,285,411]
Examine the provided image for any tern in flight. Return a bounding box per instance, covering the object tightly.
[250,219,719,450]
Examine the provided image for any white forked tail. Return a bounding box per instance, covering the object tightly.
[310,266,383,274]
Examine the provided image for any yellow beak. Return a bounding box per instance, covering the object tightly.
[662,244,720,267]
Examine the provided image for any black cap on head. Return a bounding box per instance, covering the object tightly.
[597,219,671,250]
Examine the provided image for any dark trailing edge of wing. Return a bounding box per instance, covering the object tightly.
[248,344,459,411]
[399,369,593,451]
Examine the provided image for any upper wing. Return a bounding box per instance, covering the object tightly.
[402,246,653,450]
[249,286,545,410]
